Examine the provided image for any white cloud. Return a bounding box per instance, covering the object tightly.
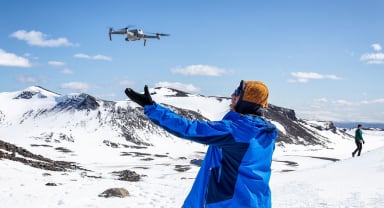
[313,97,384,107]
[301,96,384,122]
[97,93,117,98]
[60,82,90,92]
[61,68,74,74]
[331,99,357,106]
[155,81,200,93]
[74,53,89,59]
[118,80,135,87]
[360,43,384,64]
[372,43,382,52]
[314,98,329,103]
[0,49,31,67]
[48,61,65,66]
[24,53,39,60]
[360,52,384,64]
[17,75,37,83]
[311,97,341,109]
[171,65,227,76]
[361,98,384,104]
[10,30,77,47]
[74,53,112,61]
[297,109,342,122]
[289,72,342,83]
[93,55,112,61]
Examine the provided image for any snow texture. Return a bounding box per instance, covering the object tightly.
[1,86,383,208]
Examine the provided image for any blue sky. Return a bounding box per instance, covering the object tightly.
[1,0,383,123]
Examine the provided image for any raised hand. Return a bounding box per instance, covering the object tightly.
[124,85,153,107]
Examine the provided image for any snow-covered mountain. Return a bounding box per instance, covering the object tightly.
[0,86,351,157]
[1,86,384,207]
[0,86,350,149]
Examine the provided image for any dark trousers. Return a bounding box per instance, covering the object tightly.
[352,141,362,156]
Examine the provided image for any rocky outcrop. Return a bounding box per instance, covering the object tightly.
[265,104,328,146]
[54,93,100,110]
[0,139,81,172]
[112,170,141,182]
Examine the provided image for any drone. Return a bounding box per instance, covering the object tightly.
[109,26,170,46]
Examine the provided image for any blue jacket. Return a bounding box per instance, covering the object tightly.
[144,103,278,208]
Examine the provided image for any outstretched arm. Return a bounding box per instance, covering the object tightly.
[144,103,233,145]
[124,86,233,145]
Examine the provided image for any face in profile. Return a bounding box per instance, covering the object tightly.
[230,92,240,111]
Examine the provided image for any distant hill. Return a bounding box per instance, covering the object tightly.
[334,122,384,129]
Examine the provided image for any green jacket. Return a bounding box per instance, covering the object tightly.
[355,129,363,142]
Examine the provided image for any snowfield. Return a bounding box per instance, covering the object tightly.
[1,87,384,208]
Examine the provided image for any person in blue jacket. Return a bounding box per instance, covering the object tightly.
[125,80,278,208]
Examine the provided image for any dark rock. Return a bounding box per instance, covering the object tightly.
[98,188,129,198]
[112,170,141,182]
[55,147,72,153]
[174,165,191,172]
[14,91,37,99]
[154,154,168,158]
[141,157,154,161]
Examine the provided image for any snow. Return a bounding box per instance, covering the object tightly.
[271,129,384,207]
[272,146,384,208]
[150,88,230,121]
[271,121,286,134]
[1,87,384,207]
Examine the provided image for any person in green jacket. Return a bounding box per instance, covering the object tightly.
[352,124,365,157]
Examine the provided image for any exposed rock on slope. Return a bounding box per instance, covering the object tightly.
[0,139,80,171]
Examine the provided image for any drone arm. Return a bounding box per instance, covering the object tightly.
[143,34,159,39]
[110,31,127,35]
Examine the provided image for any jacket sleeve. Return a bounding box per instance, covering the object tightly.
[144,103,233,145]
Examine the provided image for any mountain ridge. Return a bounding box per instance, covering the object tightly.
[0,85,354,148]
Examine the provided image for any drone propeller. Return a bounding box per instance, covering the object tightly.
[109,27,113,41]
[119,25,135,31]
[157,33,170,36]
[149,32,170,37]
[115,27,127,33]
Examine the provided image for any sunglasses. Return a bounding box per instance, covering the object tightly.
[234,88,242,96]
[233,80,244,96]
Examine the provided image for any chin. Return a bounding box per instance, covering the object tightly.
[229,104,235,111]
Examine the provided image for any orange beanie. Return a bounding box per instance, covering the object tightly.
[241,81,269,108]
